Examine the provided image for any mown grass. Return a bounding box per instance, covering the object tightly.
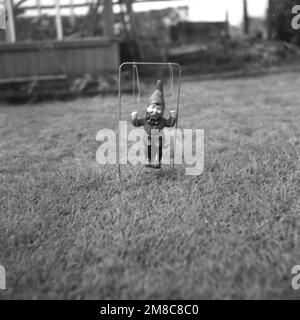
[0,72,300,299]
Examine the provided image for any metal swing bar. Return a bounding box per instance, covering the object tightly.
[117,62,182,178]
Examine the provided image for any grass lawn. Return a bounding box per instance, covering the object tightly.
[0,72,300,299]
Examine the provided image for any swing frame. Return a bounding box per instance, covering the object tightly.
[117,62,182,177]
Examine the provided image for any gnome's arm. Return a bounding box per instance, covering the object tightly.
[163,111,177,128]
[131,112,145,127]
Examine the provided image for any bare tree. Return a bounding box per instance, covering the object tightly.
[267,0,274,40]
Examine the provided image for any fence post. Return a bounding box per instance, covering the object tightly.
[0,265,5,290]
[103,0,114,38]
[55,0,63,40]
[5,0,16,43]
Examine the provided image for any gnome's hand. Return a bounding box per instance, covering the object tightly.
[169,110,177,119]
[131,111,138,120]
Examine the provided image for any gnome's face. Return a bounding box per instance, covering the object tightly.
[146,103,164,125]
[146,80,165,126]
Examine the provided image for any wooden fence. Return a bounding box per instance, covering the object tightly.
[0,37,119,82]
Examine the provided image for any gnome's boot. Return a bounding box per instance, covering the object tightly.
[146,136,152,168]
[146,158,152,168]
[152,136,162,169]
[145,135,162,169]
[151,154,161,169]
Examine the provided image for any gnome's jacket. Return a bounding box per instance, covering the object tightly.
[132,117,176,136]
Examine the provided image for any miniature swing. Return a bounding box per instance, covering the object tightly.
[117,62,182,177]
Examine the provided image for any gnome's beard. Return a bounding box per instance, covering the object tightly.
[146,112,162,126]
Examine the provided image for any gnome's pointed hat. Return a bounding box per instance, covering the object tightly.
[148,80,165,108]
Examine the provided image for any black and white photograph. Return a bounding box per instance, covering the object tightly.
[0,0,300,304]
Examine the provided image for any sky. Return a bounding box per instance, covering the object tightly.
[22,0,269,26]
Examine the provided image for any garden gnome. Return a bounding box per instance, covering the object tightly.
[131,80,177,168]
